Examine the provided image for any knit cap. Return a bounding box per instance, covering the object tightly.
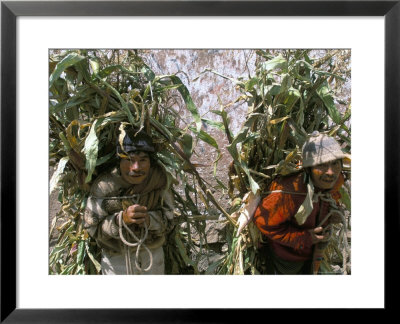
[116,126,155,158]
[301,131,348,167]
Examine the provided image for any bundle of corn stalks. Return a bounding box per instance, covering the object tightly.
[49,49,230,274]
[205,49,352,274]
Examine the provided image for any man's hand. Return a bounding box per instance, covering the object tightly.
[308,227,329,244]
[122,204,150,227]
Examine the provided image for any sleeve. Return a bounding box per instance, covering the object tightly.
[253,192,313,252]
[147,190,175,235]
[83,196,122,252]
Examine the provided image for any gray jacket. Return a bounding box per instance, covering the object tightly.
[84,167,175,254]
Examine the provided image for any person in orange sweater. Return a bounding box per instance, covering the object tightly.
[253,131,349,274]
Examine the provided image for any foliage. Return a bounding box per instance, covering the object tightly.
[206,49,352,274]
[49,49,352,276]
[49,49,227,274]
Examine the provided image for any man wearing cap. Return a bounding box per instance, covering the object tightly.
[84,126,175,275]
[253,131,349,274]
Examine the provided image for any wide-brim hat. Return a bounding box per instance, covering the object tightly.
[302,131,350,168]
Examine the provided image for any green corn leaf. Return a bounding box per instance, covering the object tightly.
[245,77,259,92]
[265,84,281,96]
[198,69,245,88]
[89,58,100,75]
[261,55,287,72]
[241,132,260,145]
[214,176,228,190]
[255,49,273,59]
[245,113,264,128]
[314,70,346,81]
[184,186,198,212]
[49,53,85,88]
[86,243,101,273]
[76,240,86,265]
[150,116,174,141]
[296,95,305,126]
[287,118,307,146]
[157,150,181,171]
[316,83,342,124]
[212,108,233,143]
[95,151,114,166]
[285,87,301,112]
[96,77,136,126]
[50,95,91,115]
[74,59,92,84]
[141,64,156,81]
[189,127,219,149]
[180,134,193,159]
[341,106,351,123]
[60,263,77,275]
[270,116,290,125]
[227,125,259,193]
[49,244,68,258]
[279,74,293,94]
[50,157,69,193]
[226,128,249,160]
[295,59,314,71]
[96,111,126,130]
[155,84,182,92]
[338,132,351,145]
[339,187,351,211]
[162,75,202,132]
[97,64,140,79]
[240,161,260,194]
[304,52,313,64]
[83,120,99,183]
[210,110,223,116]
[201,118,225,131]
[175,232,197,270]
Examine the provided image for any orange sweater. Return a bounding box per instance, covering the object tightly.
[253,172,344,262]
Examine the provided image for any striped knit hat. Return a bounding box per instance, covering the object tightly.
[302,131,348,168]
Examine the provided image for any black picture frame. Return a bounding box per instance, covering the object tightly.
[1,0,399,322]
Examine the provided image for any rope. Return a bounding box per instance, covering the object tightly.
[91,195,145,200]
[314,192,350,274]
[263,190,307,196]
[90,165,166,274]
[117,212,153,274]
[264,184,350,274]
[114,166,166,274]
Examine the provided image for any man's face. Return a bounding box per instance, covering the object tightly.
[310,159,342,190]
[119,151,151,185]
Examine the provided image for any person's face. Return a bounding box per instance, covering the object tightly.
[119,151,151,185]
[310,159,342,190]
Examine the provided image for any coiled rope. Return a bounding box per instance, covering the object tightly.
[92,194,154,274]
[117,211,153,274]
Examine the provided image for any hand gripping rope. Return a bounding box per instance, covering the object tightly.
[117,212,153,274]
[263,189,350,273]
[89,194,154,274]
